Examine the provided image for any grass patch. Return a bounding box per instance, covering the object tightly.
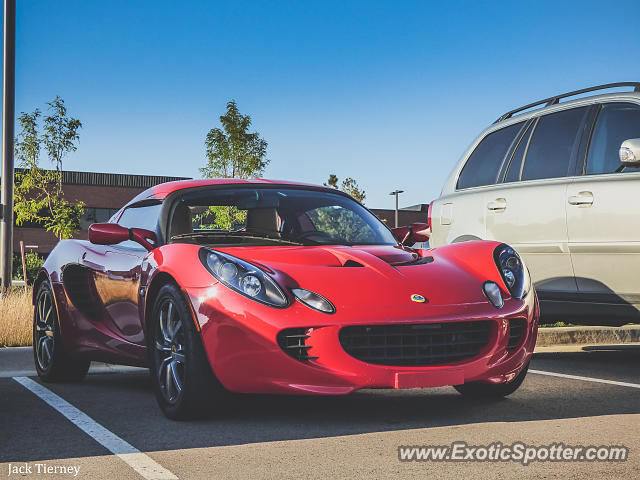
[0,287,33,347]
[539,321,577,328]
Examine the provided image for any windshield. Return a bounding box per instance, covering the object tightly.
[169,187,397,246]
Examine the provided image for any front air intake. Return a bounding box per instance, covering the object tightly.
[507,318,525,350]
[339,321,491,366]
[277,328,318,361]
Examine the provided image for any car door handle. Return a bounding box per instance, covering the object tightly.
[568,192,594,206]
[487,198,507,211]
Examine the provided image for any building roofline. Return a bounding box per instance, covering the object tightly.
[14,168,190,189]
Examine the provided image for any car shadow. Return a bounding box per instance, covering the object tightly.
[537,276,640,325]
[3,347,638,463]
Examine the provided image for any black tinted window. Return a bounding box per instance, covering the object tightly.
[457,122,523,189]
[586,103,640,175]
[521,107,587,181]
[504,123,533,183]
[117,203,161,231]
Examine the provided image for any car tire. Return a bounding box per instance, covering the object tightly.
[33,279,90,382]
[454,362,529,398]
[148,283,228,420]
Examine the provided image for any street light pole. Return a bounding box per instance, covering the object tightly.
[389,189,404,228]
[0,0,16,291]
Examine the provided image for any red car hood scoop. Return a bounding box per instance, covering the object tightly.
[214,244,487,307]
[217,244,420,269]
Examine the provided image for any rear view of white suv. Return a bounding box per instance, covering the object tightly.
[429,82,640,324]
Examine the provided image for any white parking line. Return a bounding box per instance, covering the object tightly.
[530,369,640,389]
[12,377,177,480]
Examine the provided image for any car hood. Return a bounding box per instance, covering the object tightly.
[215,244,502,308]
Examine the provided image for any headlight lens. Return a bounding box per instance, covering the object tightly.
[493,244,531,300]
[291,288,335,314]
[199,249,288,308]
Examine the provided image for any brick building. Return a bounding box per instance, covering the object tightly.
[13,170,188,254]
[12,170,428,255]
[369,204,429,228]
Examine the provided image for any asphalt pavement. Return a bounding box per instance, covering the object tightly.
[1,345,639,479]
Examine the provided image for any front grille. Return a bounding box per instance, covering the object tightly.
[339,321,490,366]
[507,318,525,350]
[277,328,318,361]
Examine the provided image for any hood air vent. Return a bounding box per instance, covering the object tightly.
[342,260,364,267]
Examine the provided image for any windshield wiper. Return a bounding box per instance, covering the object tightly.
[171,230,306,246]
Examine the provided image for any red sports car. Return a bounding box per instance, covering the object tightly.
[33,179,538,419]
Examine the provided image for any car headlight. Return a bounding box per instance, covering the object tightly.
[291,288,335,314]
[493,244,531,300]
[199,248,288,308]
[482,281,504,308]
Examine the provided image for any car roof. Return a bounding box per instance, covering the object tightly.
[125,178,332,206]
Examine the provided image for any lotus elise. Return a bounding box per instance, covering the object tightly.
[32,179,538,419]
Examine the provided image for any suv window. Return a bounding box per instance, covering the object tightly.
[457,122,523,189]
[586,103,640,175]
[521,107,587,181]
[504,122,533,183]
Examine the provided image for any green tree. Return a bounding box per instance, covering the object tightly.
[13,98,84,240]
[199,100,269,230]
[201,100,269,179]
[42,96,82,190]
[324,174,366,204]
[325,174,339,189]
[12,251,44,284]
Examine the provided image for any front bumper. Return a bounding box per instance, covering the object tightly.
[186,285,539,395]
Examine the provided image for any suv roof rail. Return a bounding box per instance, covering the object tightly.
[495,82,640,123]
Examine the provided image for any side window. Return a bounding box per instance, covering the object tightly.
[457,122,524,189]
[116,203,161,249]
[586,103,640,175]
[504,123,534,183]
[521,107,587,181]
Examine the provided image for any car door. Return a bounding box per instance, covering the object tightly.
[86,202,161,345]
[431,120,527,247]
[485,106,590,296]
[566,102,640,301]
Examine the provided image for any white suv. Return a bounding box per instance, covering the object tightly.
[429,82,640,324]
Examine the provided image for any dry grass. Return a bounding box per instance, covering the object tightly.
[0,287,33,347]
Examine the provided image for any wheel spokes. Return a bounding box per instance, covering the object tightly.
[169,361,183,395]
[155,340,171,352]
[172,351,185,363]
[154,298,186,403]
[158,356,171,380]
[42,338,53,363]
[165,362,173,398]
[36,335,46,360]
[35,291,56,370]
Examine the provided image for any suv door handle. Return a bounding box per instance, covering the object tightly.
[487,198,507,212]
[568,191,594,206]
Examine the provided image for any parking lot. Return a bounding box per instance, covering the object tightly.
[0,344,638,479]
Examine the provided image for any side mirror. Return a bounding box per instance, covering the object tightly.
[391,222,430,246]
[88,223,156,251]
[620,138,640,167]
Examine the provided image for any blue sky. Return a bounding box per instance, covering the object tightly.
[2,0,640,208]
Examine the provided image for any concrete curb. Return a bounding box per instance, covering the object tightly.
[537,325,640,347]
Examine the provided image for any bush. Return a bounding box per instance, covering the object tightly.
[12,252,45,284]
